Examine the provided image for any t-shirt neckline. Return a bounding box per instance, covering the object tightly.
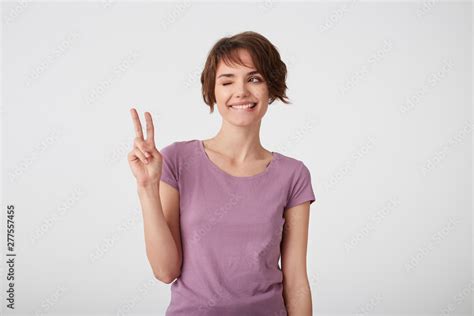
[197,139,278,180]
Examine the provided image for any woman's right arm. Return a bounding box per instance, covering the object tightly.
[128,108,182,284]
[137,181,182,284]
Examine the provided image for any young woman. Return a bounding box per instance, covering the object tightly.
[128,31,316,316]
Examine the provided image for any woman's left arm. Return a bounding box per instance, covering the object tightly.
[281,201,312,316]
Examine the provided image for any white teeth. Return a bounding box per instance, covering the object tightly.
[230,103,256,109]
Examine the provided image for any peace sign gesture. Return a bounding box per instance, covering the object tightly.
[128,108,163,187]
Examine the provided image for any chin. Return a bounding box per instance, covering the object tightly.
[226,116,264,127]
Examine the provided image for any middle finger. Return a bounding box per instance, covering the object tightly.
[144,112,155,145]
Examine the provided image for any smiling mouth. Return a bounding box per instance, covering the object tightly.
[228,103,257,110]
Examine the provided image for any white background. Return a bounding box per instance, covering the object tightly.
[1,1,472,315]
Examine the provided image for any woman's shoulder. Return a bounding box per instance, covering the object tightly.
[159,139,201,159]
[273,150,310,173]
[275,152,316,207]
[160,139,197,148]
[272,153,316,196]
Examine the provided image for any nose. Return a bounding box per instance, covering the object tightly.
[234,80,249,98]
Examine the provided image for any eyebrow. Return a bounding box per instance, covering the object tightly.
[217,70,260,79]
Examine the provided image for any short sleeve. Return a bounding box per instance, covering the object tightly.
[285,161,316,209]
[159,142,179,190]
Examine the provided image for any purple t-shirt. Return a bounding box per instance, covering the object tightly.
[159,139,316,316]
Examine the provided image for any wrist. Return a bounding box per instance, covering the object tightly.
[137,179,160,190]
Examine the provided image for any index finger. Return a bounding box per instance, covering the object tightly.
[130,108,144,139]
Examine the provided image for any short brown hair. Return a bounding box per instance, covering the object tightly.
[200,31,291,113]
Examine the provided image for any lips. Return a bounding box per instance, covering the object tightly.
[228,102,257,109]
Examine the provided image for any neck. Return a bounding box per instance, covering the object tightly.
[207,120,268,162]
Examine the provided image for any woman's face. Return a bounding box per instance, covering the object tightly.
[214,48,270,127]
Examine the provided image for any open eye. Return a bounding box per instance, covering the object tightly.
[249,76,263,83]
[222,82,231,86]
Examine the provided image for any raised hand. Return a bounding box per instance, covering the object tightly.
[128,108,163,187]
